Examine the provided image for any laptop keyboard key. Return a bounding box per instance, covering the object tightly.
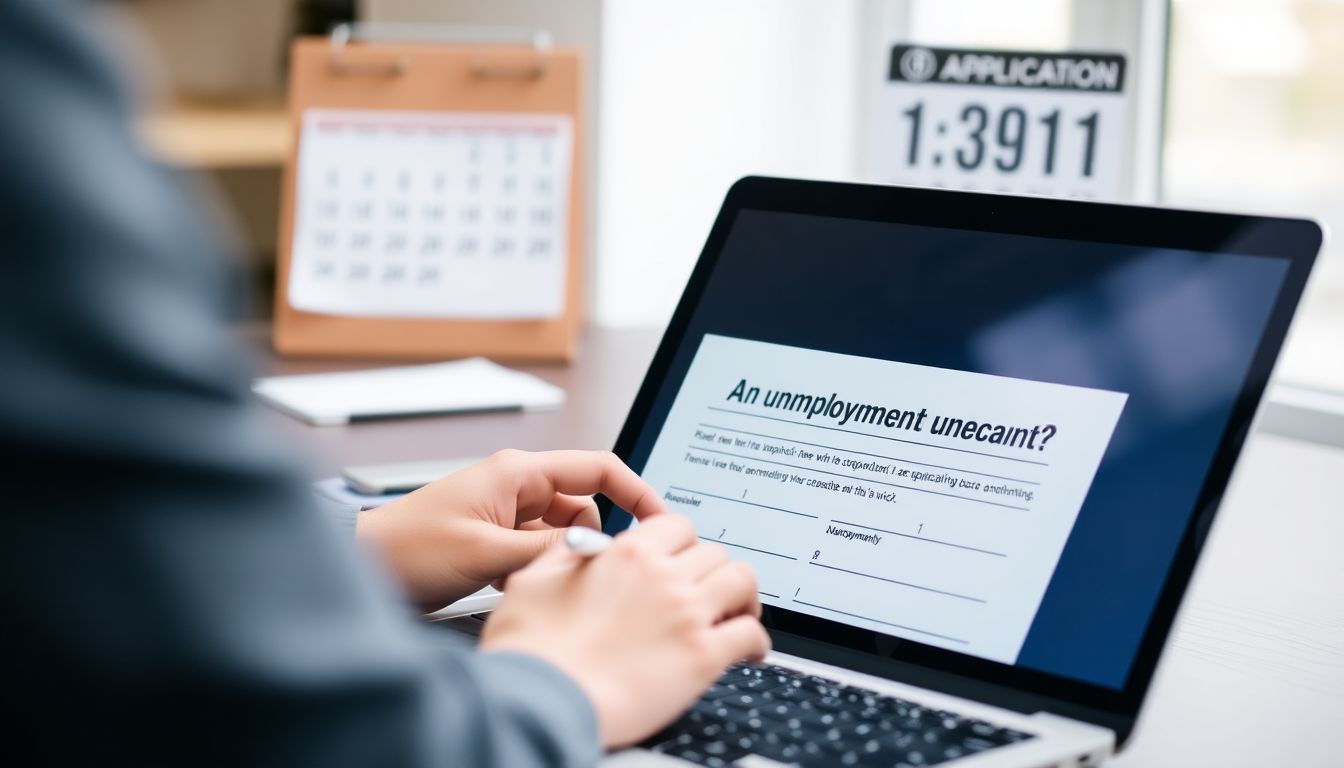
[648,662,1038,766]
[761,684,805,702]
[700,682,738,701]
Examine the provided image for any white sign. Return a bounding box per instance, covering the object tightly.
[873,45,1129,200]
[638,334,1128,663]
[288,109,572,319]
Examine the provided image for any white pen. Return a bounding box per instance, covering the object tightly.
[565,526,614,557]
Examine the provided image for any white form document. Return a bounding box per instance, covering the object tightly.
[287,109,572,319]
[639,334,1128,664]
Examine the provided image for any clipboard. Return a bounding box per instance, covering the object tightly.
[274,23,585,362]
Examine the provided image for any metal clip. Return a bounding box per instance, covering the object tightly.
[328,22,553,79]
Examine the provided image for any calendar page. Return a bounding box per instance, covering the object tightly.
[873,45,1129,200]
[287,109,572,319]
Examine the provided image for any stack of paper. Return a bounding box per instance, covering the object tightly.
[253,357,565,426]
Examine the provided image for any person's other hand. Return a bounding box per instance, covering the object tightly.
[479,514,771,748]
[356,449,667,610]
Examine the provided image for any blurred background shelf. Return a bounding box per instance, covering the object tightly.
[137,100,290,169]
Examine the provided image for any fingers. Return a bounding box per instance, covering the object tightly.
[710,614,772,666]
[541,493,601,530]
[616,513,699,556]
[477,525,570,578]
[499,449,668,523]
[673,541,731,581]
[697,560,761,620]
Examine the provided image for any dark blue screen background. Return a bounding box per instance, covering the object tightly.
[616,209,1288,690]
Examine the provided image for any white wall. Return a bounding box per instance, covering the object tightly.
[597,1,863,326]
[363,1,866,327]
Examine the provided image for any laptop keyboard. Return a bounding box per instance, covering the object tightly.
[644,662,1034,767]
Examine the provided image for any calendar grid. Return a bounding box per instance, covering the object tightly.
[288,109,573,319]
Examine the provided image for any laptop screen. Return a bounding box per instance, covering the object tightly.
[608,205,1296,693]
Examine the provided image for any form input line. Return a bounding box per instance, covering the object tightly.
[829,519,1007,558]
[791,598,969,644]
[808,561,987,604]
[666,485,819,519]
[698,537,797,560]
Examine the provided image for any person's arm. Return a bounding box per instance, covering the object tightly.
[0,4,597,765]
[0,3,766,765]
[360,449,772,747]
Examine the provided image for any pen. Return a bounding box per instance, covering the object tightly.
[565,526,614,557]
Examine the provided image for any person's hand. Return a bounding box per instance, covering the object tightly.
[479,514,771,748]
[356,449,667,610]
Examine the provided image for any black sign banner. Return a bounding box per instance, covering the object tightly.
[889,45,1127,93]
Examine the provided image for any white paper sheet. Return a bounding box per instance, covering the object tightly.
[252,358,565,426]
[287,109,572,319]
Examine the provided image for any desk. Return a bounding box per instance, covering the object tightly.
[259,326,1344,766]
[137,100,288,169]
[261,326,663,476]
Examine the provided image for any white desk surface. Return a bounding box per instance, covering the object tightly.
[1110,432,1344,766]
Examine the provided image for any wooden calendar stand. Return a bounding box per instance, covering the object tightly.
[274,24,584,362]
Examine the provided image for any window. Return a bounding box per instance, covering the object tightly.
[1163,0,1344,390]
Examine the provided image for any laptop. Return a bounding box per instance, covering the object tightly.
[595,177,1321,767]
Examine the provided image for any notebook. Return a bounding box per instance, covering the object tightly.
[253,357,564,426]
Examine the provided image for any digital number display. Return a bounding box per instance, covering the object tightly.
[873,46,1128,200]
[901,102,1099,177]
